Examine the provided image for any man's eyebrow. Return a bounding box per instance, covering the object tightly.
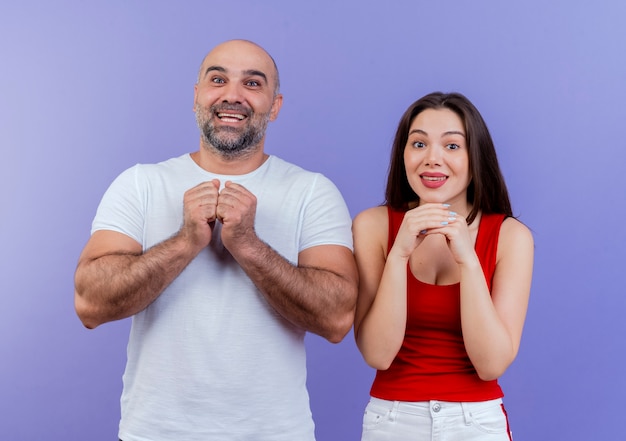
[202,65,226,78]
[201,66,268,84]
[242,69,268,84]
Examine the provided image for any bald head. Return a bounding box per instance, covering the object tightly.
[197,40,280,96]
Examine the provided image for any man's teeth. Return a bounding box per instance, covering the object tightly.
[217,113,245,120]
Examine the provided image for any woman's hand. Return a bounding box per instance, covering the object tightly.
[422,209,478,267]
[390,203,459,258]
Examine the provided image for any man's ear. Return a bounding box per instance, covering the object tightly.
[192,84,198,111]
[269,94,283,121]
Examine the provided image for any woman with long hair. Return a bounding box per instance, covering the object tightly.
[353,92,533,440]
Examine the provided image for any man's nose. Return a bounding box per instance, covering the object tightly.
[220,81,245,104]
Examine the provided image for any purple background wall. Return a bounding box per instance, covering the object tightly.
[1,1,625,440]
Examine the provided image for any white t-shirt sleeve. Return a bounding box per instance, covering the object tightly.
[91,165,144,245]
[299,173,353,252]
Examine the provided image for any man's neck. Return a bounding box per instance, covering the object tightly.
[191,143,269,175]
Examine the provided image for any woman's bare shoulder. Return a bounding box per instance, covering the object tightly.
[499,216,534,252]
[353,205,388,227]
[353,205,389,246]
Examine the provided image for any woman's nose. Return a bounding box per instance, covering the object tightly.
[425,146,442,165]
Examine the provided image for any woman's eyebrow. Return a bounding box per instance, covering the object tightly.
[408,129,465,137]
[443,130,466,137]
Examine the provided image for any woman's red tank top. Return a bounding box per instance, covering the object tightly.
[370,207,506,402]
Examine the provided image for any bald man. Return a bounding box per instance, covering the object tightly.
[74,40,357,441]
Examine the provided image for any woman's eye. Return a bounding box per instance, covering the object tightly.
[412,141,426,149]
[447,143,460,150]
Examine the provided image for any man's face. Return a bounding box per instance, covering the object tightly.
[194,97,271,159]
[193,41,282,158]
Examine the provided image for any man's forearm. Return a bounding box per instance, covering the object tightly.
[232,238,357,343]
[74,233,200,328]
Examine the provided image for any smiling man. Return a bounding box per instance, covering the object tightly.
[74,40,358,441]
[193,42,280,161]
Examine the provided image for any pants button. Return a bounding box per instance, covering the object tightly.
[432,403,441,412]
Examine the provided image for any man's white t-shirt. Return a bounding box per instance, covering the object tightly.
[92,154,353,441]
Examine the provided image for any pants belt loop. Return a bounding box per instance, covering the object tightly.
[389,400,400,422]
[460,402,472,426]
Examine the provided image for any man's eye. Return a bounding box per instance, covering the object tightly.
[211,77,225,84]
[246,80,260,87]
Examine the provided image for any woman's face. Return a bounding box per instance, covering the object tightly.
[403,108,471,208]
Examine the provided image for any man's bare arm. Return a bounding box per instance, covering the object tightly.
[216,181,357,342]
[74,180,219,328]
[234,240,358,343]
[74,230,204,329]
